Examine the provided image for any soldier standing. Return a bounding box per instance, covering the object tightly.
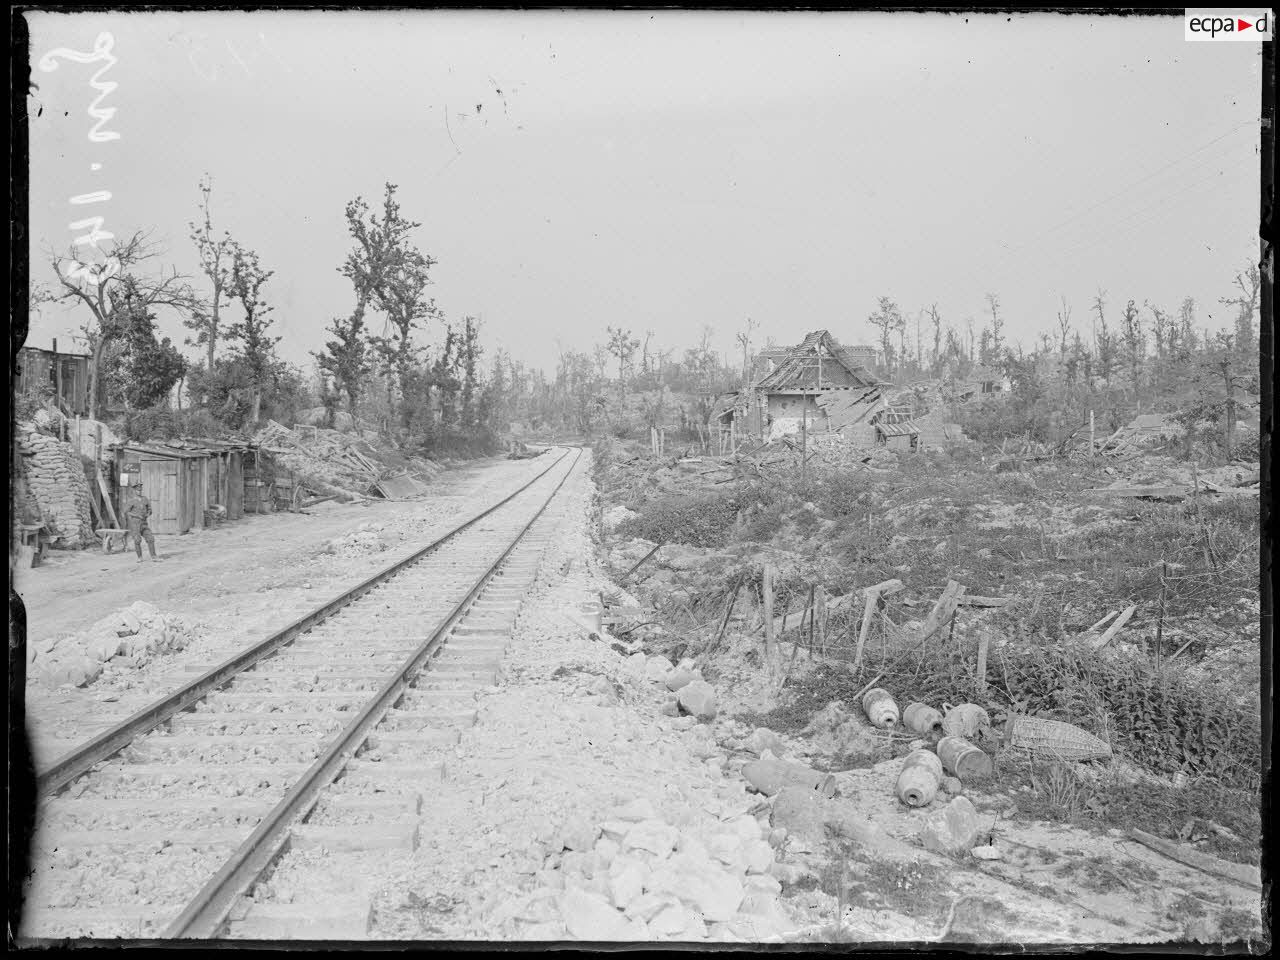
[123,481,160,562]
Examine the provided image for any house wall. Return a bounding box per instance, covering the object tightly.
[15,348,90,415]
[766,394,822,419]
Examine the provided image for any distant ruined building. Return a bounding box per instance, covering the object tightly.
[716,330,967,452]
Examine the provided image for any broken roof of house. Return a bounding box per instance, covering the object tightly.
[755,330,883,393]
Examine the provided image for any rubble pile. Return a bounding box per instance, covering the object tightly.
[255,420,444,501]
[27,601,200,689]
[322,522,390,557]
[805,432,899,468]
[16,427,96,548]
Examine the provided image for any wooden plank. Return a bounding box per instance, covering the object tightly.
[851,581,902,676]
[1086,610,1118,634]
[96,466,120,528]
[1124,828,1260,890]
[763,564,776,661]
[975,630,990,697]
[621,543,663,581]
[1092,605,1136,650]
[956,595,1011,608]
[919,580,967,643]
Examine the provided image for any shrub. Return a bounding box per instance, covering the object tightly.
[122,407,223,441]
[615,489,748,548]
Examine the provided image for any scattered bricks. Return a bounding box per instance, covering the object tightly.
[918,795,983,855]
[677,679,718,720]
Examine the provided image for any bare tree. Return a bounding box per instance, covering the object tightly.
[185,175,235,390]
[1055,296,1072,358]
[866,297,905,374]
[1220,262,1261,359]
[985,292,1004,359]
[316,183,419,413]
[1119,298,1145,391]
[47,232,203,419]
[735,317,758,382]
[225,241,280,425]
[927,303,942,371]
[605,326,640,398]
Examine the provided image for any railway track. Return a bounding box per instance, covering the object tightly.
[18,446,585,941]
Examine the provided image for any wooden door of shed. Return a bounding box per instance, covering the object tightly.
[227,452,244,519]
[141,459,180,534]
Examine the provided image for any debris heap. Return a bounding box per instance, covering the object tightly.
[28,600,199,688]
[254,420,442,501]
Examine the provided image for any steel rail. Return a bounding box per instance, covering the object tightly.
[35,448,571,797]
[164,446,583,938]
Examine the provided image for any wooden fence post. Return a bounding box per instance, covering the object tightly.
[762,564,776,662]
[975,628,989,698]
[813,585,826,659]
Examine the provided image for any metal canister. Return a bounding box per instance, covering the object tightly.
[937,736,994,782]
[742,754,838,798]
[903,702,944,735]
[896,749,943,807]
[861,688,900,729]
[941,703,991,738]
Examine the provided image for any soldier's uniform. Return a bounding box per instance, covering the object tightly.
[123,483,158,562]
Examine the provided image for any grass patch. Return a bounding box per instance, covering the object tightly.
[1005,759,1260,865]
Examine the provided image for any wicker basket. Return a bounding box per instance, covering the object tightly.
[1003,714,1112,762]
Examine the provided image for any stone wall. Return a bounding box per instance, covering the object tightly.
[17,428,96,548]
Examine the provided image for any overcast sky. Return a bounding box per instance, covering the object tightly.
[25,10,1262,375]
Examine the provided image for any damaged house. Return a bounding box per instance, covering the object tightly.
[718,330,889,443]
[717,331,968,452]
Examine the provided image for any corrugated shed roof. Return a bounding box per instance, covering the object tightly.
[115,442,211,459]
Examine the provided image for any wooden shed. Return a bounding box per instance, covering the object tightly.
[241,446,278,514]
[207,441,248,520]
[15,343,90,416]
[167,438,251,522]
[113,443,210,535]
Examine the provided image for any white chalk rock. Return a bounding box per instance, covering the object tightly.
[644,655,674,683]
[557,888,634,941]
[646,852,744,923]
[622,819,678,858]
[607,856,648,908]
[611,798,656,822]
[677,679,718,720]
